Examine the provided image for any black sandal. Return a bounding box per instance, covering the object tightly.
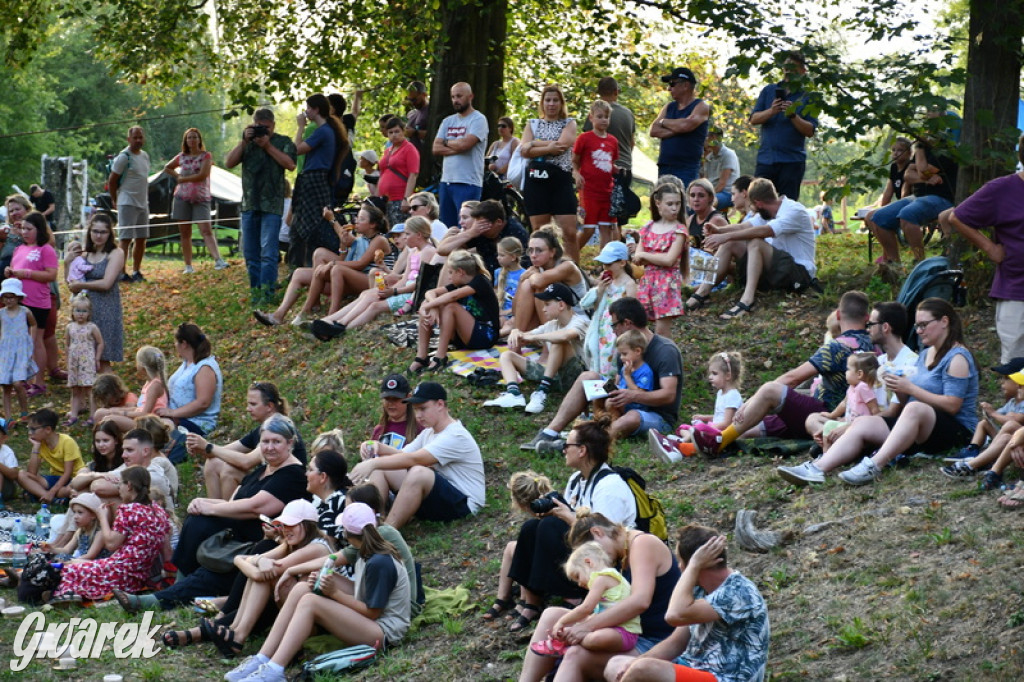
[719,301,754,320]
[426,355,450,372]
[162,628,200,648]
[482,597,515,622]
[211,624,244,658]
[409,357,429,374]
[508,603,543,633]
[684,292,709,312]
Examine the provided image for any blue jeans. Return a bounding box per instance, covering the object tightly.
[715,190,733,209]
[657,164,700,189]
[439,182,481,228]
[241,210,283,292]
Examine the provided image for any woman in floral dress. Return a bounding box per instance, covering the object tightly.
[52,467,170,603]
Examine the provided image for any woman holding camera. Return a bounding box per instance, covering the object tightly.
[492,417,635,633]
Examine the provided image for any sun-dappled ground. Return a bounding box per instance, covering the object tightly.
[1,231,1023,681]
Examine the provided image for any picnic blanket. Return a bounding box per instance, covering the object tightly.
[448,345,543,377]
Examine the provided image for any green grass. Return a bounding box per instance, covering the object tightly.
[0,230,1022,680]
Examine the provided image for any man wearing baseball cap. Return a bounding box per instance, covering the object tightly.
[484,282,589,414]
[348,382,484,529]
[650,67,711,187]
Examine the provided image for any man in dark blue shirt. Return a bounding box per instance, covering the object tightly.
[650,67,711,188]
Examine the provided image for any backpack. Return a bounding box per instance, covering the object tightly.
[582,466,669,540]
[18,553,61,605]
[293,644,377,680]
[896,256,964,351]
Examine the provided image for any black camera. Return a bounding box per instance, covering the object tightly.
[250,124,269,138]
[529,491,570,515]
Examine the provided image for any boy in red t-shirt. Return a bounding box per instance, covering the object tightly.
[572,100,620,250]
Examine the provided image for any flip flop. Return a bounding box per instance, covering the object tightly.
[998,481,1024,509]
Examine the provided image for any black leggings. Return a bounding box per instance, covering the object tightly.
[508,516,585,601]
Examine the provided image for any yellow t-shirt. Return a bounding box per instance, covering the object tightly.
[39,433,86,476]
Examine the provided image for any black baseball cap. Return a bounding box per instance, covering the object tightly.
[404,382,447,404]
[380,373,411,399]
[661,67,697,84]
[534,282,578,306]
[991,357,1024,376]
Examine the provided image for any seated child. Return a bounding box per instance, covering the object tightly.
[482,471,554,623]
[530,540,642,657]
[494,237,525,336]
[603,329,653,421]
[806,352,881,453]
[941,361,1024,486]
[40,492,111,560]
[15,408,87,503]
[0,417,18,502]
[484,282,588,415]
[648,351,745,464]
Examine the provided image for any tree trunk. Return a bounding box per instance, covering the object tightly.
[423,0,508,186]
[950,0,1023,265]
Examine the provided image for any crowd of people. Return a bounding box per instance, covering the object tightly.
[1,51,1022,681]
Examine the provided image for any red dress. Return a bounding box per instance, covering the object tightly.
[636,221,688,320]
[56,502,170,599]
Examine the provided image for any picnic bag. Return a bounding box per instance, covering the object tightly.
[293,644,378,680]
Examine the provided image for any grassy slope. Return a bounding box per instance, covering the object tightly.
[2,233,1024,681]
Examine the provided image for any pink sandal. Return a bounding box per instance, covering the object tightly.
[530,637,569,658]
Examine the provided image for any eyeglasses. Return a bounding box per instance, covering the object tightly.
[610,319,625,329]
[865,321,880,328]
[914,318,938,332]
[562,442,583,453]
[410,204,427,210]
[497,123,509,128]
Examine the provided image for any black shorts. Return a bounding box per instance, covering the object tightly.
[25,305,50,329]
[882,408,972,455]
[737,245,811,292]
[524,162,577,217]
[415,472,471,522]
[453,320,497,350]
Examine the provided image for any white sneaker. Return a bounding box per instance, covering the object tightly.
[225,655,263,682]
[648,429,683,464]
[215,259,230,270]
[839,456,881,486]
[182,265,195,274]
[777,460,825,485]
[239,663,286,682]
[525,390,547,414]
[290,312,311,326]
[484,392,526,409]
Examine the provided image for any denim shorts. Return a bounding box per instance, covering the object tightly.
[628,408,672,437]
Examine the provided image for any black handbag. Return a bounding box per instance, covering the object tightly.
[196,529,256,573]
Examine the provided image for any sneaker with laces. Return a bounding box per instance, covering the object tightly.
[483,391,526,409]
[225,656,264,682]
[239,662,286,682]
[525,390,547,414]
[215,259,230,270]
[648,429,683,464]
[777,460,825,485]
[943,443,981,463]
[839,456,881,486]
[520,430,557,451]
[536,437,566,456]
[980,470,1004,491]
[940,460,976,479]
[182,265,195,274]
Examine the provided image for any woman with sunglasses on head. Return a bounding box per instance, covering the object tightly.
[492,417,635,635]
[186,381,307,500]
[487,117,520,179]
[781,298,978,486]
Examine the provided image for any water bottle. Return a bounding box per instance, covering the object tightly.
[312,554,337,595]
[36,504,51,541]
[11,519,27,569]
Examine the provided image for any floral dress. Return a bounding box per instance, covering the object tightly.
[636,221,688,320]
[55,502,170,599]
[581,279,630,378]
[0,306,37,384]
[66,321,98,387]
